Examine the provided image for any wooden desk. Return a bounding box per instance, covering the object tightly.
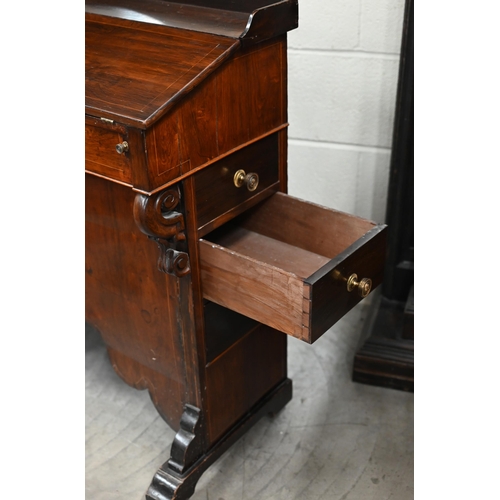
[85,1,386,497]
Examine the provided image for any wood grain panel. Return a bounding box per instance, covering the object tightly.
[199,193,387,343]
[205,324,287,443]
[195,133,279,231]
[204,301,259,365]
[85,0,298,42]
[216,38,285,152]
[86,0,248,38]
[178,77,219,169]
[85,15,239,127]
[237,192,377,257]
[208,226,330,279]
[308,226,387,343]
[85,119,132,183]
[145,110,181,186]
[200,235,306,339]
[85,173,190,429]
[106,346,186,430]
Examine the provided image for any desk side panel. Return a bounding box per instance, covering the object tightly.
[85,173,191,430]
[145,36,287,191]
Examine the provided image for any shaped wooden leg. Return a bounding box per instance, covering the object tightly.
[145,378,292,500]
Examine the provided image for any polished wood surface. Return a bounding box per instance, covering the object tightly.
[194,132,279,234]
[307,224,386,343]
[140,37,287,192]
[85,5,296,497]
[85,1,388,496]
[235,192,378,256]
[85,173,194,429]
[86,21,288,193]
[205,323,287,442]
[85,117,133,184]
[85,0,298,43]
[86,0,249,38]
[86,15,239,127]
[204,301,259,364]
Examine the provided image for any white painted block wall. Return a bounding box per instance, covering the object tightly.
[287,0,405,224]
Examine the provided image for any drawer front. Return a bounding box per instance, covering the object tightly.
[306,226,386,343]
[85,118,132,184]
[194,133,280,236]
[199,193,387,344]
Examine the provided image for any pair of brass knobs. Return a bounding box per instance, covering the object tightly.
[234,169,259,191]
[116,141,370,298]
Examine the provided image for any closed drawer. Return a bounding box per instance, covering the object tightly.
[85,117,133,184]
[195,133,280,236]
[199,192,387,344]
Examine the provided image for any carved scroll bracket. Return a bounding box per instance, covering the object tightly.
[133,187,191,277]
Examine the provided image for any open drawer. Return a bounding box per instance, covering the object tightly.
[199,193,387,344]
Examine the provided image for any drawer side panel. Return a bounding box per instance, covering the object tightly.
[199,240,306,339]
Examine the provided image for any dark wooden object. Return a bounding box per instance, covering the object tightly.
[352,0,414,392]
[85,1,387,497]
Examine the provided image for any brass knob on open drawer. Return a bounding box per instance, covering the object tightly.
[115,141,129,154]
[347,274,372,298]
[234,169,259,191]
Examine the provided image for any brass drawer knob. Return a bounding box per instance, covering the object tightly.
[234,169,259,191]
[115,141,129,154]
[347,274,372,298]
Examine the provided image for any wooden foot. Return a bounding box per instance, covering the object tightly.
[353,294,413,392]
[146,468,197,500]
[145,378,292,500]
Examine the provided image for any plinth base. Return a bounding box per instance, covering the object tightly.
[353,294,413,392]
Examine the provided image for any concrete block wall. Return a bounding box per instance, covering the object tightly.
[287,0,405,223]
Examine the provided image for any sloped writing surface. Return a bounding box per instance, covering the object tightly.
[85,15,239,127]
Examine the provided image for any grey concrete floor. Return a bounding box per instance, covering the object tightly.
[86,301,414,500]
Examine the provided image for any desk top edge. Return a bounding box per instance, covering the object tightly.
[85,0,297,127]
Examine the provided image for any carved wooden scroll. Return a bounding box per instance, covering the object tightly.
[134,187,191,277]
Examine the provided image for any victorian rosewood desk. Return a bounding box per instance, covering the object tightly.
[85,1,387,498]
